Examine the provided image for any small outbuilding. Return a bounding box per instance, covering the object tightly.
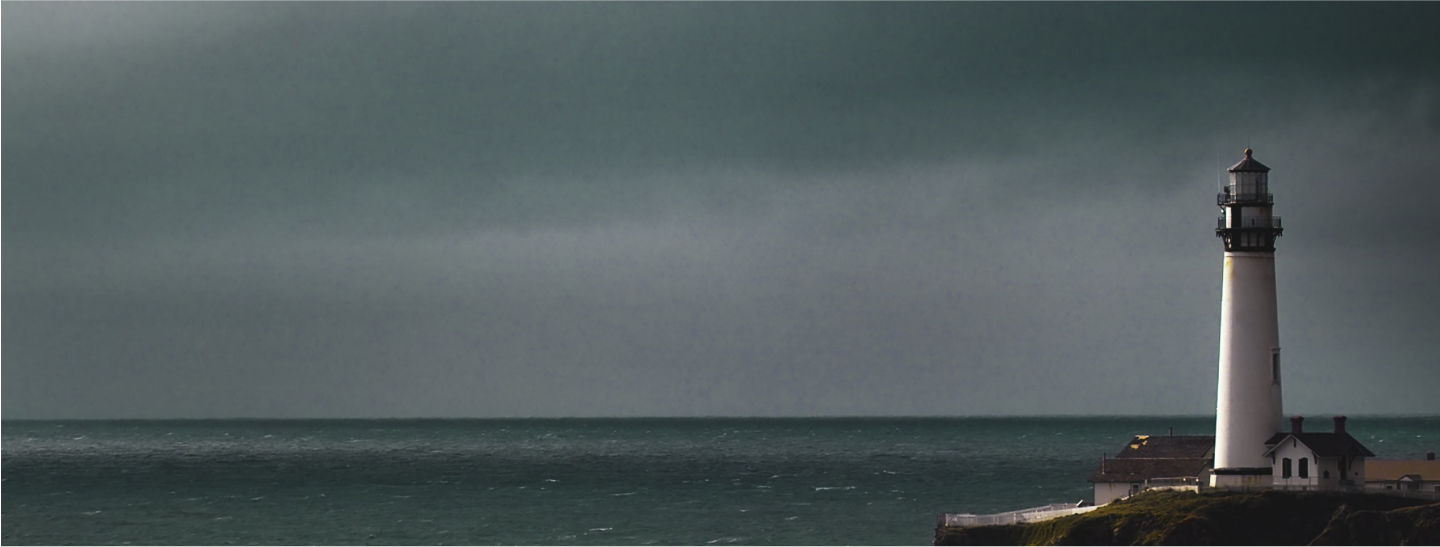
[1365,452,1440,494]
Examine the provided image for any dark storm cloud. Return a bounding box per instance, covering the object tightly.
[9,2,1437,240]
[4,3,1438,418]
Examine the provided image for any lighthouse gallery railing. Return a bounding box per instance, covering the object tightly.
[1218,192,1274,205]
[1216,216,1283,229]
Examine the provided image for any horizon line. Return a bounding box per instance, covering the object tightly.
[5,413,1437,422]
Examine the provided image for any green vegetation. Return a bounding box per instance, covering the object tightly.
[934,490,1439,545]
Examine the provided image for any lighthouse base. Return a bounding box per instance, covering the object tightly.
[1209,467,1273,488]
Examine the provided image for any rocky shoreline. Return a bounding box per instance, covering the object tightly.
[933,490,1439,545]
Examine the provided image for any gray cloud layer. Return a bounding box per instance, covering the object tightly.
[5,3,1438,418]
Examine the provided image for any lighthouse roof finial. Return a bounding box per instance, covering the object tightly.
[1229,147,1270,173]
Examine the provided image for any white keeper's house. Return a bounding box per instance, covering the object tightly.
[1262,416,1372,490]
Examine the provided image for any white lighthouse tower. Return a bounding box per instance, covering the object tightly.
[1211,148,1286,488]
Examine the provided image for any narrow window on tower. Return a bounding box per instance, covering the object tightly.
[1272,349,1281,385]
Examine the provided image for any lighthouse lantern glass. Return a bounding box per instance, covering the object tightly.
[1229,171,1268,200]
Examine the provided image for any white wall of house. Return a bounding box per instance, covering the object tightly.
[1346,456,1367,485]
[1093,482,1135,505]
[1315,457,1343,489]
[1270,439,1318,488]
[1314,455,1365,488]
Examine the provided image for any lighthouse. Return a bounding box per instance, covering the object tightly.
[1210,148,1286,487]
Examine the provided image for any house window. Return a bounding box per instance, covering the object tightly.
[1299,458,1309,479]
[1323,470,1330,479]
[1271,349,1281,384]
[1282,458,1292,479]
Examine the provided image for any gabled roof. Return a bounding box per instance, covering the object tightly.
[1113,435,1215,460]
[1263,432,1375,458]
[1089,435,1215,483]
[1228,148,1271,173]
[1088,458,1211,483]
[1366,459,1440,481]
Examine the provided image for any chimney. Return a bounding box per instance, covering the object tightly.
[1427,452,1435,461]
[1333,415,1347,435]
[1290,416,1304,434]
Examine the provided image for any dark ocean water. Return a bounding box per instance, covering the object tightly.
[3,417,1436,545]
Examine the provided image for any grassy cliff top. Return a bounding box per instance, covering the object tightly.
[934,490,1439,546]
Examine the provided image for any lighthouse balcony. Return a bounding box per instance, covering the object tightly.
[1217,192,1273,205]
[1216,216,1282,230]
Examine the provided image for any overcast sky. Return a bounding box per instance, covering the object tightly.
[4,3,1438,419]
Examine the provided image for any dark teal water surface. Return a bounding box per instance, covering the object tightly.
[3,417,1436,545]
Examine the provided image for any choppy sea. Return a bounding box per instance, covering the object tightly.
[3,416,1436,545]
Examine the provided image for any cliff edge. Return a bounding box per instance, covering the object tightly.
[934,490,1438,546]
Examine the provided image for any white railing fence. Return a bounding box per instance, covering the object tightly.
[939,503,1100,528]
